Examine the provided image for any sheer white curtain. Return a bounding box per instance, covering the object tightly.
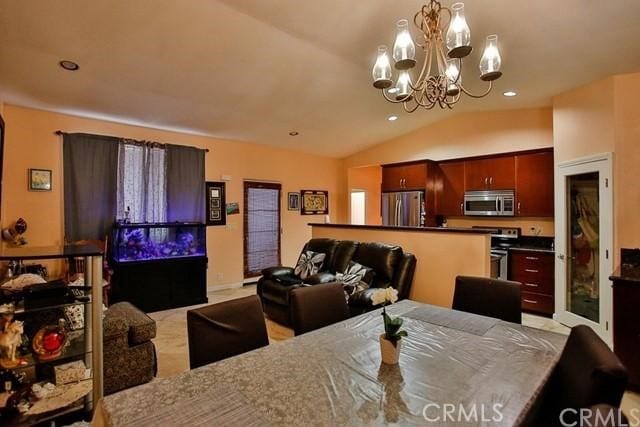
[116,142,167,223]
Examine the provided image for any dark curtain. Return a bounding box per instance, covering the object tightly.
[166,144,205,222]
[63,133,119,241]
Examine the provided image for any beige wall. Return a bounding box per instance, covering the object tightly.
[1,104,346,286]
[552,72,640,262]
[312,225,491,308]
[347,166,382,225]
[344,107,553,168]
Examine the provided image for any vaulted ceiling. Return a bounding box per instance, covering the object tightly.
[1,1,640,157]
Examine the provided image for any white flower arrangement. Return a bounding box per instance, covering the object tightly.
[371,287,406,346]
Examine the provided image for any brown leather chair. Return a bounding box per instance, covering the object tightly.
[187,295,269,369]
[290,283,350,336]
[452,275,522,324]
[540,325,628,426]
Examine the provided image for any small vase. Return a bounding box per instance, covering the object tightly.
[379,334,401,365]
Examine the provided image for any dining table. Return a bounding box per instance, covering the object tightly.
[92,299,567,426]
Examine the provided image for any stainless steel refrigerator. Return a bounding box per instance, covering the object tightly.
[382,191,425,227]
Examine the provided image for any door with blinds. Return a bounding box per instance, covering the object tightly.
[243,181,282,278]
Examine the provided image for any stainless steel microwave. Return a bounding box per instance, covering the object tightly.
[463,190,515,216]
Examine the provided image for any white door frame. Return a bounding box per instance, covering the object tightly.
[554,152,613,345]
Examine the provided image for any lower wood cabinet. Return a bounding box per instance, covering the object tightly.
[509,250,555,316]
[111,256,208,312]
[610,270,640,390]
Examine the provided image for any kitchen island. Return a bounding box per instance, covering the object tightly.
[310,223,492,308]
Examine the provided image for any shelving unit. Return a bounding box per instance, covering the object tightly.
[0,244,103,426]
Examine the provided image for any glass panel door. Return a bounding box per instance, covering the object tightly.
[566,172,600,323]
[555,154,612,345]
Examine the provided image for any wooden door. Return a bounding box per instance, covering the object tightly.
[515,151,554,216]
[402,162,427,190]
[381,165,406,192]
[485,156,515,189]
[463,159,488,191]
[437,161,465,216]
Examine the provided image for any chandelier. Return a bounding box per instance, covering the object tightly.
[371,1,503,112]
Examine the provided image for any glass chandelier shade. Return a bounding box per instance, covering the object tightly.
[372,45,393,89]
[445,3,472,58]
[392,19,416,70]
[371,0,503,112]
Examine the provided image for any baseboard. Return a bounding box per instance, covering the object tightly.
[206,282,243,292]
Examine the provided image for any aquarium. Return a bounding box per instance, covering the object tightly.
[112,222,206,263]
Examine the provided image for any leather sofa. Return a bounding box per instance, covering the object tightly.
[257,238,416,325]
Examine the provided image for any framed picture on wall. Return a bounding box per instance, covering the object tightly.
[29,168,52,191]
[300,190,329,215]
[206,181,226,226]
[287,192,300,211]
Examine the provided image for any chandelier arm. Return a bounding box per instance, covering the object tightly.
[403,101,422,113]
[460,80,494,99]
[410,46,432,91]
[382,91,413,104]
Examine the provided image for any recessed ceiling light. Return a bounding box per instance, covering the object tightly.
[59,60,80,71]
[503,91,517,97]
[289,131,299,136]
[388,115,398,121]
[387,88,398,94]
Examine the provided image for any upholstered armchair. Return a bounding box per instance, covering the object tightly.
[103,302,157,395]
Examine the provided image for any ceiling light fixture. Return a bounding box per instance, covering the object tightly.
[289,131,299,136]
[388,115,399,121]
[59,60,80,71]
[503,90,517,97]
[372,1,503,112]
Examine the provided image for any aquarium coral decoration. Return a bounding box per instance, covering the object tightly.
[116,226,205,262]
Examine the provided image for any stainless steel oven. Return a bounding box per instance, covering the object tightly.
[464,190,515,216]
[491,249,509,280]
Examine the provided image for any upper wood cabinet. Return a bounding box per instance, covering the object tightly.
[436,161,465,216]
[464,156,515,191]
[381,162,427,192]
[515,151,554,217]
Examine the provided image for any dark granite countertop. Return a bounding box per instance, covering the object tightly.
[509,246,555,254]
[610,265,640,284]
[308,223,494,234]
[508,236,555,254]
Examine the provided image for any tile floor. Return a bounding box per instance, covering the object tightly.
[148,285,638,417]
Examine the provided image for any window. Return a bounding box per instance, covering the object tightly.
[116,143,167,223]
[243,181,281,278]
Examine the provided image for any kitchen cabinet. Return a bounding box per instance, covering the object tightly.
[515,151,554,217]
[437,161,465,216]
[509,250,555,316]
[381,162,427,192]
[464,156,515,191]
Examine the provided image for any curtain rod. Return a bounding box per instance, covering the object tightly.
[55,130,210,152]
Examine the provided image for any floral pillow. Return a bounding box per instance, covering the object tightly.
[337,261,375,300]
[294,251,326,280]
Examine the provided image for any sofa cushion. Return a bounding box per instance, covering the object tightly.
[304,272,337,285]
[294,250,326,280]
[352,242,402,289]
[261,279,300,306]
[330,240,359,273]
[303,239,338,273]
[104,302,156,346]
[261,266,295,280]
[348,288,379,308]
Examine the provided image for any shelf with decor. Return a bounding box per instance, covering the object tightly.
[0,244,103,426]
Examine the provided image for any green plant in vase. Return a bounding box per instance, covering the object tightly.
[372,288,407,364]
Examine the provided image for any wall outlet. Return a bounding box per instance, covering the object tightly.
[529,226,542,236]
[216,273,224,282]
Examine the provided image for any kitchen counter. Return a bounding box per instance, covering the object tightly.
[508,235,555,254]
[308,223,495,234]
[509,245,555,254]
[609,265,640,284]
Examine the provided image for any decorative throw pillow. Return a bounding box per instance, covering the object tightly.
[337,261,375,300]
[294,251,326,280]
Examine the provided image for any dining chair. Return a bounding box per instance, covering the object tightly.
[187,295,269,369]
[534,325,629,426]
[66,237,113,305]
[290,283,350,336]
[452,275,522,324]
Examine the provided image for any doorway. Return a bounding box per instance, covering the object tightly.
[555,153,613,344]
[350,190,366,225]
[243,181,282,278]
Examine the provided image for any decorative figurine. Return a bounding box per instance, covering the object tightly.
[0,320,24,368]
[1,218,28,246]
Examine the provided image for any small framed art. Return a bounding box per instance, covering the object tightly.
[300,190,328,215]
[287,192,300,211]
[206,181,226,226]
[29,168,52,191]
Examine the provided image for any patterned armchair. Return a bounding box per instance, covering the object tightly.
[103,302,157,395]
